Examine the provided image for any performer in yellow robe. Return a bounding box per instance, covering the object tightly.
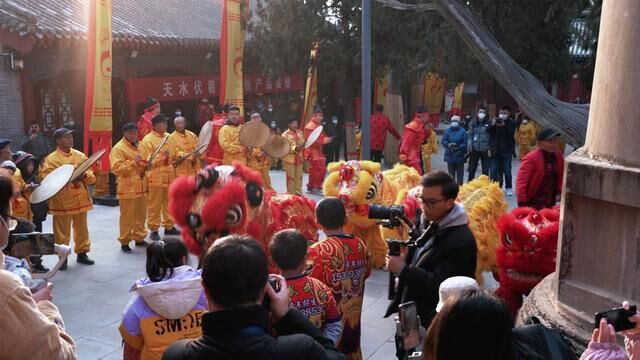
[110,123,149,252]
[421,127,438,173]
[514,118,537,160]
[218,105,247,165]
[245,112,272,190]
[168,116,201,178]
[140,114,179,241]
[282,116,306,195]
[41,128,96,269]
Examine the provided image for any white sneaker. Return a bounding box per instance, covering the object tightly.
[506,189,513,196]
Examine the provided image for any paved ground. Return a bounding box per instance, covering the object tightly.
[39,137,530,359]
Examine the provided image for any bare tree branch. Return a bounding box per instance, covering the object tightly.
[376,0,437,12]
[374,0,589,146]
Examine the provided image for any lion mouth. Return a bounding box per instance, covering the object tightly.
[506,269,546,283]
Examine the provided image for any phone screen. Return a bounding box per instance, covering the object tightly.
[595,305,637,332]
[399,301,420,350]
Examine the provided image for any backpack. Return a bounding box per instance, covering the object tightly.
[511,317,578,360]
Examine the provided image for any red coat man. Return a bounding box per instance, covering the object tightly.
[136,97,160,141]
[203,112,227,166]
[369,105,401,163]
[304,107,332,194]
[516,129,565,210]
[399,106,431,175]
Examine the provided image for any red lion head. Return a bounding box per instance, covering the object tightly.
[169,162,265,256]
[495,206,560,314]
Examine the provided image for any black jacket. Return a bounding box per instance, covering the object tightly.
[162,305,344,360]
[400,211,477,328]
[488,118,516,156]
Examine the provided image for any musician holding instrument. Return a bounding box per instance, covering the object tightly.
[140,115,180,241]
[40,128,96,269]
[109,123,149,253]
[168,116,201,178]
[218,105,247,165]
[385,171,476,358]
[282,116,305,195]
[246,112,273,190]
[303,105,332,195]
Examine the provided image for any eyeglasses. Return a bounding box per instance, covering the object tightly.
[418,197,448,208]
[0,214,18,232]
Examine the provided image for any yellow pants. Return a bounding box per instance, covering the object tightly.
[53,212,90,254]
[283,163,303,196]
[422,155,432,174]
[519,144,532,160]
[147,187,174,231]
[118,197,148,244]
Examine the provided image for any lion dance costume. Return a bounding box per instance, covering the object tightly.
[169,163,318,271]
[495,206,560,315]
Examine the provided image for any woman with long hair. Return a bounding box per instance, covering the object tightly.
[119,238,206,360]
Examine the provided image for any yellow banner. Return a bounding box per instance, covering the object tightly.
[423,73,445,114]
[302,42,319,125]
[453,82,464,110]
[83,0,113,170]
[374,72,390,109]
[220,0,249,115]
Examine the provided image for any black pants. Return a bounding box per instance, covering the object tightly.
[467,150,489,181]
[447,162,465,185]
[370,149,383,163]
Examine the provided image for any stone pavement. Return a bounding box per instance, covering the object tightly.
[39,139,535,359]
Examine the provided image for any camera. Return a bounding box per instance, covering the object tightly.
[368,204,405,228]
[262,276,281,310]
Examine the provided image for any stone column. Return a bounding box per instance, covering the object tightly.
[519,0,640,350]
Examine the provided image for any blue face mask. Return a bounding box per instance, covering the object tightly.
[451,121,460,128]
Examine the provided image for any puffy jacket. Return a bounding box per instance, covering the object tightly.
[109,138,147,200]
[467,118,491,152]
[40,148,95,216]
[168,130,201,177]
[218,123,247,165]
[516,148,564,206]
[120,266,207,360]
[441,127,468,164]
[162,305,344,360]
[140,131,173,188]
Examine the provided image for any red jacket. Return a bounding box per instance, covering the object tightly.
[516,148,564,204]
[370,113,401,151]
[303,116,328,161]
[136,112,154,141]
[204,116,227,165]
[399,118,429,161]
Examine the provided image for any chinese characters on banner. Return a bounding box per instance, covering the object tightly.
[125,74,304,104]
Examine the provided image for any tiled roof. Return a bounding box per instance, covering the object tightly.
[0,0,224,47]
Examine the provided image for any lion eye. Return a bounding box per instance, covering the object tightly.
[366,184,377,200]
[530,235,538,243]
[225,205,243,226]
[504,234,512,246]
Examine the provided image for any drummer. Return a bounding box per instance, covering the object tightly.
[140,114,180,241]
[303,105,332,195]
[40,128,96,269]
[282,116,305,195]
[218,105,247,165]
[245,112,272,190]
[168,116,200,178]
[109,123,148,253]
[203,103,228,166]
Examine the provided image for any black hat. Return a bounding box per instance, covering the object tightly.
[145,97,159,111]
[416,105,428,114]
[122,122,138,133]
[53,128,74,140]
[12,151,33,166]
[151,114,168,125]
[0,139,10,150]
[537,128,561,141]
[287,115,299,124]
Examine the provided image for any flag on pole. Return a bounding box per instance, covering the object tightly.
[219,0,249,115]
[374,72,390,109]
[83,0,113,171]
[452,82,465,115]
[302,42,319,125]
[423,73,445,128]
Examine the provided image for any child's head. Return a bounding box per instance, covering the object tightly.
[146,238,189,282]
[315,197,346,231]
[270,229,308,273]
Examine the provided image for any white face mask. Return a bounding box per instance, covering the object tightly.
[175,111,182,116]
[332,119,338,125]
[270,121,277,128]
[499,114,508,120]
[478,112,486,119]
[451,121,460,128]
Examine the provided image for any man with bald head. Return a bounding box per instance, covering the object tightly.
[168,116,201,178]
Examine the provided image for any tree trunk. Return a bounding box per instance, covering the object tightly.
[377,0,589,147]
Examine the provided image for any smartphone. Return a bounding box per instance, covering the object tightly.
[399,301,420,350]
[595,305,637,332]
[8,232,55,256]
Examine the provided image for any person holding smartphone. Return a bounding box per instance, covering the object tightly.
[162,235,344,360]
[580,301,640,359]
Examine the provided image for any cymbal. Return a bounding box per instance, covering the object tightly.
[239,121,270,148]
[305,125,324,148]
[70,148,107,182]
[262,135,291,158]
[30,165,74,204]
